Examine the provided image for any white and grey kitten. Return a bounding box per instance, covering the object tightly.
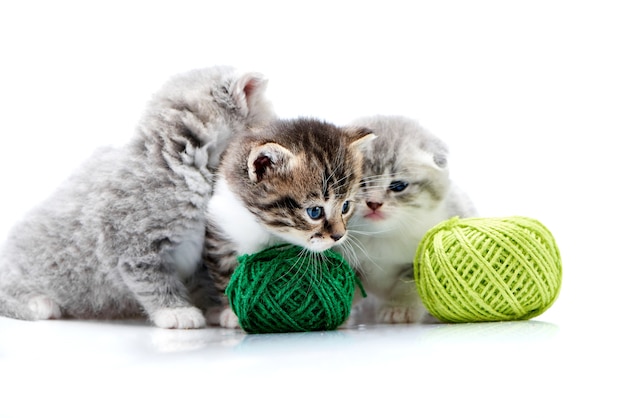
[339,115,477,324]
[0,65,275,329]
[203,118,375,328]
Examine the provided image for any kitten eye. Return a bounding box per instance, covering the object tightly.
[389,180,409,192]
[306,206,324,220]
[342,201,351,214]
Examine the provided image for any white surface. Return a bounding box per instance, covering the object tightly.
[1,1,625,417]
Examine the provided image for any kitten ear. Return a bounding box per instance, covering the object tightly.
[433,154,448,168]
[345,127,377,147]
[247,142,297,182]
[231,72,269,117]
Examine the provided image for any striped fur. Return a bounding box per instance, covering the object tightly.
[204,118,374,327]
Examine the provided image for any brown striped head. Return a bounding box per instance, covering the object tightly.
[222,118,375,252]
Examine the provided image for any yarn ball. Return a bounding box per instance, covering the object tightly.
[415,216,562,323]
[226,244,362,334]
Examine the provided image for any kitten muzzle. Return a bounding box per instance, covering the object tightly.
[366,201,383,211]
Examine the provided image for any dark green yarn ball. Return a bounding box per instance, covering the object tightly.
[226,244,362,334]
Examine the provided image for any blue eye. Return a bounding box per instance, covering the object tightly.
[389,180,409,192]
[307,206,324,220]
[342,201,350,214]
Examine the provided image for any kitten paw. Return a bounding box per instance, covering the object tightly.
[377,306,420,324]
[219,307,241,329]
[28,296,62,320]
[152,307,207,329]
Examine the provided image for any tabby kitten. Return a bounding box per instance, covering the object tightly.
[0,66,275,329]
[339,115,477,324]
[204,118,375,328]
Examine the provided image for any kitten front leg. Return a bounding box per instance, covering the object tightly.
[118,255,206,329]
[151,306,206,329]
[204,291,240,329]
[378,304,422,324]
[202,223,242,329]
[28,295,63,320]
[218,307,240,329]
[377,277,427,324]
[203,303,240,328]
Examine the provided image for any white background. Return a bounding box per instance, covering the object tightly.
[1,1,625,417]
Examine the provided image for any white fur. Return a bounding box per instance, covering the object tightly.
[308,233,341,252]
[339,115,477,324]
[28,296,62,320]
[152,307,206,329]
[347,200,453,323]
[208,176,281,255]
[352,202,451,287]
[219,308,241,329]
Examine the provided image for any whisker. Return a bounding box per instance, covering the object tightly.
[338,243,357,268]
[349,228,397,236]
[342,235,384,275]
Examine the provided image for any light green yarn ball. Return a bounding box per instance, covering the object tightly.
[414,216,562,323]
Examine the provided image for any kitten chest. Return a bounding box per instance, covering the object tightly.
[208,178,281,255]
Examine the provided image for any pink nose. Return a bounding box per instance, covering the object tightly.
[366,201,383,211]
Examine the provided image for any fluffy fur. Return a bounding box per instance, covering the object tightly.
[0,65,275,328]
[339,115,477,324]
[203,118,375,327]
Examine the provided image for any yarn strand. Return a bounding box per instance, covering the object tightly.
[227,244,362,333]
[415,216,562,323]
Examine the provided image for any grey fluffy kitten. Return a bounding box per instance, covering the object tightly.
[0,66,275,328]
[203,118,375,328]
[339,115,477,324]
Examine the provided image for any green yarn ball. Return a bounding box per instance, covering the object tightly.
[226,244,362,334]
[415,216,562,323]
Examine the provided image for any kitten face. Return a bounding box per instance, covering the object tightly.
[222,118,375,252]
[349,116,451,232]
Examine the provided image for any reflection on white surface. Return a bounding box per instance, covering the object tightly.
[1,316,612,418]
[0,317,561,359]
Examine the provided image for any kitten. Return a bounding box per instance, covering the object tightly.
[0,65,275,329]
[339,115,477,324]
[203,118,375,328]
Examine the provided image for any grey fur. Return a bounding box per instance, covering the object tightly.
[339,115,477,324]
[0,66,275,328]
